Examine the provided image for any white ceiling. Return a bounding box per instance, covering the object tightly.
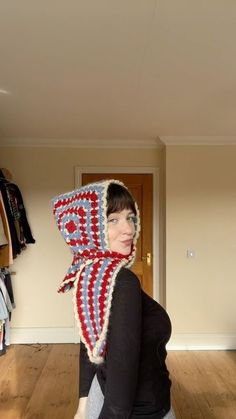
[1,0,236,145]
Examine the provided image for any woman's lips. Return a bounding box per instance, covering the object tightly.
[121,240,132,247]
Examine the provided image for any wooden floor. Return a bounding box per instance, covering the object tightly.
[0,345,235,419]
[167,351,236,419]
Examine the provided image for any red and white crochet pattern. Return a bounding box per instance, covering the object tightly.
[52,180,140,363]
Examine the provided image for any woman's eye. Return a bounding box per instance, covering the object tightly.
[108,218,118,224]
[127,215,136,223]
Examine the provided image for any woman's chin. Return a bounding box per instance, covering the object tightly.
[117,247,132,256]
[109,244,132,255]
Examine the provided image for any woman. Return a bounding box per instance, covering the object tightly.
[52,179,175,419]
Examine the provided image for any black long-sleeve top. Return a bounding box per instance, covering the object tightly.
[79,268,172,419]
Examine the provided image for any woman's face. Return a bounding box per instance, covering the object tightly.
[107,208,136,255]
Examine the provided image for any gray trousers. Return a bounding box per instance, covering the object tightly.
[85,375,176,419]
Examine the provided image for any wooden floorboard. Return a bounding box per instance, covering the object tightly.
[167,350,236,419]
[23,344,79,419]
[0,344,51,419]
[0,345,235,419]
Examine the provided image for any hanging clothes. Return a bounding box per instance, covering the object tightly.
[0,268,15,355]
[6,182,35,245]
[0,275,12,355]
[2,268,15,309]
[0,169,35,265]
[0,191,13,268]
[0,168,35,356]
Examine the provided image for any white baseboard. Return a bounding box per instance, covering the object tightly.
[10,327,80,344]
[10,328,236,350]
[167,334,236,350]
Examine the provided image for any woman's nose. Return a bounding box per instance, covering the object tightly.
[121,220,134,235]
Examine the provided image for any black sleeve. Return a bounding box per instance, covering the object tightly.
[98,268,142,419]
[79,342,96,397]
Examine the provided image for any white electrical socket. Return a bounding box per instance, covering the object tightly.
[187,249,195,258]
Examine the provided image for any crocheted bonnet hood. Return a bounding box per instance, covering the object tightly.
[52,179,140,364]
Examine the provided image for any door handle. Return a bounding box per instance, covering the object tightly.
[142,252,152,266]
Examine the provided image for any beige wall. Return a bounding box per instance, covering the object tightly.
[0,146,162,336]
[2,144,235,347]
[166,146,236,344]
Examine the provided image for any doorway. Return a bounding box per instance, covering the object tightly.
[75,169,158,297]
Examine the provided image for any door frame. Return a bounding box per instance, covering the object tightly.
[75,166,160,302]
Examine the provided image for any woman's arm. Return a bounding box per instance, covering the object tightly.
[98,269,142,418]
[74,397,88,419]
[79,342,96,397]
[74,342,96,418]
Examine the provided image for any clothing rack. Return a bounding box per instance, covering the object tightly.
[0,168,35,355]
